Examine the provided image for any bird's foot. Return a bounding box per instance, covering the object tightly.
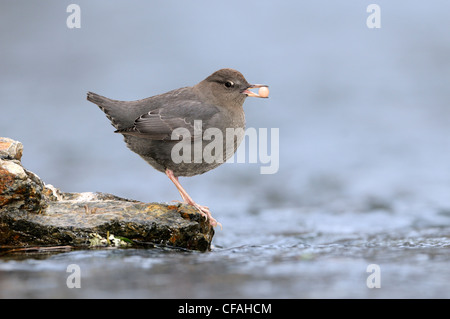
[171,199,221,228]
[191,203,222,230]
[164,169,221,229]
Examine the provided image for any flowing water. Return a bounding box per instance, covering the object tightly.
[1,1,450,298]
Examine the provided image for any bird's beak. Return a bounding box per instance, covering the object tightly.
[242,84,269,98]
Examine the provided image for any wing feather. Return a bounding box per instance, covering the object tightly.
[115,101,220,141]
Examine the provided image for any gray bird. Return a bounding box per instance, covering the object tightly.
[87,68,268,228]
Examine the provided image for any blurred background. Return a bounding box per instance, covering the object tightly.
[1,1,449,298]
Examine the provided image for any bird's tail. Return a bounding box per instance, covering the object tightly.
[87,91,125,130]
[87,91,108,105]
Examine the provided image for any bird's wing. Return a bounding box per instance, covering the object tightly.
[115,102,220,141]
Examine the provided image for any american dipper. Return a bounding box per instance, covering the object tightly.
[87,68,268,227]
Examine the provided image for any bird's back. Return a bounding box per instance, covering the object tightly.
[87,88,194,130]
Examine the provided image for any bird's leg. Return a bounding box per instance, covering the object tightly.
[165,169,221,228]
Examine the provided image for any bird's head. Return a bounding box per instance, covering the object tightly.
[196,68,268,107]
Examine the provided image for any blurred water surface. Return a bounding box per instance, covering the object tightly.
[0,1,449,298]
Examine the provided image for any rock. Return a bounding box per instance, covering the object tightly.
[0,137,43,212]
[0,137,214,252]
[0,137,23,161]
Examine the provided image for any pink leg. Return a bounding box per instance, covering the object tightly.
[165,169,221,228]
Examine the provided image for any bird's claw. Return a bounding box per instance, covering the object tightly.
[192,203,222,230]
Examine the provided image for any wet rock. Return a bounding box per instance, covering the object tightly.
[0,137,214,252]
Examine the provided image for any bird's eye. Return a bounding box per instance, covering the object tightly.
[224,81,234,88]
